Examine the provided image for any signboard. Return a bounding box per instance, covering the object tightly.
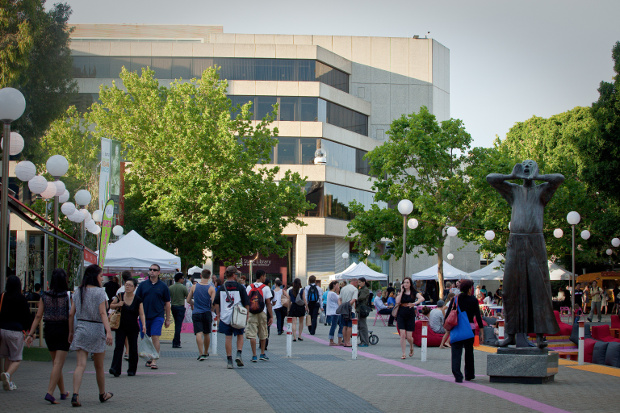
[98,200,114,268]
[99,138,121,216]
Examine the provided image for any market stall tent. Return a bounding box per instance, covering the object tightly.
[330,262,388,281]
[96,230,181,272]
[411,261,470,281]
[468,256,504,281]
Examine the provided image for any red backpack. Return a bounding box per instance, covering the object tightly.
[249,283,265,314]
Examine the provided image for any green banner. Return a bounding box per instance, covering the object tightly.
[98,199,114,268]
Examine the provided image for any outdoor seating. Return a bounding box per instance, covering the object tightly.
[412,320,443,347]
[590,325,620,343]
[373,311,389,327]
[553,310,573,335]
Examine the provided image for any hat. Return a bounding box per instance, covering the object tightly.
[436,300,445,307]
[225,265,240,274]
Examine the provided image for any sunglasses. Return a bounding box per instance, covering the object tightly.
[149,269,159,272]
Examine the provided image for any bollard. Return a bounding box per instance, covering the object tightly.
[421,320,428,362]
[497,319,505,342]
[286,317,293,357]
[578,320,585,365]
[352,318,358,360]
[210,315,218,355]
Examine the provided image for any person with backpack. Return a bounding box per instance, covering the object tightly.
[304,275,323,335]
[246,270,273,362]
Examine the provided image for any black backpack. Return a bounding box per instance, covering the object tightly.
[248,283,266,314]
[307,285,319,303]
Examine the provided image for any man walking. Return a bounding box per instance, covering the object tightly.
[214,266,249,369]
[338,278,358,347]
[587,281,603,323]
[135,264,171,369]
[169,272,188,348]
[246,270,273,362]
[304,275,323,335]
[187,269,215,360]
[357,277,371,347]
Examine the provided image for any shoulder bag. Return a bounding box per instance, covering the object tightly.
[224,282,248,329]
[450,298,475,343]
[108,293,122,330]
[294,289,306,306]
[443,296,458,331]
[281,289,291,308]
[391,303,400,319]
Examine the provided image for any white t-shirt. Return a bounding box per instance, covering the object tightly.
[339,284,358,308]
[326,291,340,316]
[374,295,387,311]
[272,289,283,309]
[483,296,493,305]
[246,282,273,314]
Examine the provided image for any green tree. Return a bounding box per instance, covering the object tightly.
[49,67,311,268]
[347,106,482,298]
[1,1,76,159]
[574,41,620,205]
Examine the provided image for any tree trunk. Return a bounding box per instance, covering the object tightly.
[437,249,445,299]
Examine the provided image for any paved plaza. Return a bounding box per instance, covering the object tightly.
[1,313,619,412]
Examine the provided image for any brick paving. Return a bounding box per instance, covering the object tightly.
[1,313,620,412]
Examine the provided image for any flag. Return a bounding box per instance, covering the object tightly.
[98,199,114,268]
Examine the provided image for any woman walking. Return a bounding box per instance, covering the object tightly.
[69,264,114,406]
[287,278,306,341]
[0,275,31,391]
[395,277,424,359]
[445,279,484,383]
[326,281,343,346]
[272,279,288,335]
[109,278,146,377]
[25,269,72,403]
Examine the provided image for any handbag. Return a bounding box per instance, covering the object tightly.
[108,294,122,330]
[443,296,458,331]
[294,290,306,306]
[450,298,475,343]
[224,282,248,329]
[391,304,400,318]
[281,290,291,308]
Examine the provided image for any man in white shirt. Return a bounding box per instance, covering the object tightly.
[429,300,446,334]
[374,291,391,315]
[338,279,358,347]
[304,275,323,335]
[246,270,273,362]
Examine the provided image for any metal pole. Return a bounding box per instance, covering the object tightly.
[571,224,576,323]
[402,215,407,283]
[53,188,59,270]
[0,122,11,290]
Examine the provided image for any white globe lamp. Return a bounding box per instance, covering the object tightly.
[75,189,91,206]
[0,132,24,155]
[28,175,48,195]
[607,249,613,256]
[484,230,495,241]
[397,199,413,216]
[447,253,454,261]
[46,155,69,177]
[567,211,580,226]
[40,182,57,199]
[58,190,70,203]
[447,226,458,237]
[581,230,591,240]
[612,238,620,248]
[15,161,36,182]
[61,202,76,216]
[553,228,563,238]
[112,225,124,236]
[92,209,103,223]
[407,218,419,229]
[0,88,26,122]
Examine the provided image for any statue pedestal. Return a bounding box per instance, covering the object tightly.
[487,347,559,384]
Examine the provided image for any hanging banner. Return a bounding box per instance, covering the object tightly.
[99,138,121,215]
[98,199,115,268]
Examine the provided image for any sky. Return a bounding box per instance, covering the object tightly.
[54,0,620,148]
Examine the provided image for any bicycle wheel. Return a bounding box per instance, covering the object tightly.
[369,334,379,345]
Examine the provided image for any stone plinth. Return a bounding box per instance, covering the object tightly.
[487,347,559,384]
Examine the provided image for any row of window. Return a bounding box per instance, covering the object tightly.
[305,182,385,221]
[72,56,349,92]
[269,137,370,175]
[230,96,368,136]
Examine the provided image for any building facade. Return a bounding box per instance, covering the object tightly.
[68,24,481,285]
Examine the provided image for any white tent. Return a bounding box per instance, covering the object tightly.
[411,261,470,280]
[330,262,388,281]
[187,266,203,276]
[97,230,181,272]
[468,256,504,281]
[548,262,572,281]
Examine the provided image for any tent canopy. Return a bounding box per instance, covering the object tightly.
[411,261,469,281]
[98,230,181,272]
[330,262,388,281]
[468,256,504,281]
[187,266,203,276]
[548,262,572,281]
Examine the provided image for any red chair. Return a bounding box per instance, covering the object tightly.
[412,321,444,347]
[554,311,573,336]
[590,325,620,343]
[611,315,620,329]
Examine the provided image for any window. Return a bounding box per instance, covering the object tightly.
[302,182,384,220]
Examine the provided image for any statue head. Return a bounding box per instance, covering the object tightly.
[521,159,539,180]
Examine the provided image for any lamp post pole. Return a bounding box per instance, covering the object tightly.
[0,87,26,290]
[567,211,580,323]
[398,199,413,286]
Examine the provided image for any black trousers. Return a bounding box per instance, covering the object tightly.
[111,327,139,375]
[308,302,320,335]
[171,305,186,347]
[451,336,475,382]
[275,307,287,334]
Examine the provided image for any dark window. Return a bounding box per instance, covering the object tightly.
[279,97,299,121]
[152,57,172,78]
[326,101,368,136]
[300,97,318,121]
[276,137,298,164]
[356,149,370,175]
[300,139,318,165]
[90,57,110,78]
[172,58,192,79]
[255,96,277,120]
[131,57,151,74]
[192,57,214,78]
[110,57,130,77]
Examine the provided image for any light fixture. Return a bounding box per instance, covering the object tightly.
[397,199,414,216]
[69,210,85,223]
[446,226,458,237]
[553,228,563,238]
[112,225,124,236]
[567,210,581,322]
[80,208,92,223]
[447,253,454,261]
[606,249,613,256]
[40,182,57,199]
[92,209,103,223]
[46,154,69,177]
[341,252,349,260]
[408,218,419,229]
[75,189,92,206]
[28,175,48,195]
[53,181,65,196]
[15,161,36,182]
[398,199,414,286]
[567,211,580,225]
[0,87,27,122]
[0,132,24,155]
[61,202,76,216]
[313,147,327,165]
[90,225,101,235]
[612,238,620,248]
[58,190,70,203]
[484,230,495,241]
[581,230,591,240]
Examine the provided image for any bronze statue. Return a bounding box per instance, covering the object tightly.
[487,160,563,348]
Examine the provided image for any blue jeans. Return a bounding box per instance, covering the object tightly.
[328,315,343,340]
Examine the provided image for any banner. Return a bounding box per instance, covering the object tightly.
[99,138,121,215]
[98,200,114,268]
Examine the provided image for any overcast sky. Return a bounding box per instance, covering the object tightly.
[56,0,620,148]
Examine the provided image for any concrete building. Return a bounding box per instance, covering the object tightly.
[67,24,481,286]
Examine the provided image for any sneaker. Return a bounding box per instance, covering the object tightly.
[8,382,16,391]
[198,355,208,361]
[235,353,244,367]
[251,356,258,363]
[123,354,129,360]
[1,372,10,391]
[359,344,369,348]
[259,354,269,361]
[227,359,233,369]
[587,318,593,322]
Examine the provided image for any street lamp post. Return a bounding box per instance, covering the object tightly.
[397,199,414,285]
[341,252,349,271]
[46,155,69,270]
[567,211,580,322]
[0,88,26,290]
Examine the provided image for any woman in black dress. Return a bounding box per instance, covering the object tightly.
[396,277,424,359]
[109,278,146,377]
[445,279,484,382]
[287,278,306,341]
[26,269,72,403]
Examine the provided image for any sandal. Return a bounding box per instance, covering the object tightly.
[45,393,59,404]
[297,337,303,341]
[71,393,81,407]
[145,360,153,368]
[150,364,158,369]
[60,391,70,400]
[409,348,414,357]
[401,355,406,359]
[99,391,113,403]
